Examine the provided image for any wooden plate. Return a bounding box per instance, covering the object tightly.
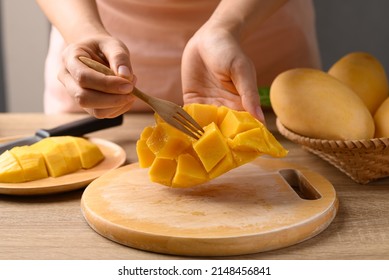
[81,158,338,256]
[0,137,126,195]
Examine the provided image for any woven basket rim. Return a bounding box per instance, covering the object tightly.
[275,118,389,151]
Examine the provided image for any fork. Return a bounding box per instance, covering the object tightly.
[79,56,204,140]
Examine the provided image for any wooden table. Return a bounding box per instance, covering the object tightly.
[1,112,388,260]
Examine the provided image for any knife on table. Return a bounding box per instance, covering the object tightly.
[0,114,123,154]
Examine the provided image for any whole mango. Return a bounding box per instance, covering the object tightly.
[270,68,375,140]
[328,52,389,114]
[374,97,389,138]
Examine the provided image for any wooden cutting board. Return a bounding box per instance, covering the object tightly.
[81,158,338,256]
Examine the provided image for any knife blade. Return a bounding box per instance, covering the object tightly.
[0,115,123,154]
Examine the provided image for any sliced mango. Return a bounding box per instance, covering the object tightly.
[32,139,69,177]
[137,103,288,188]
[220,110,260,138]
[149,158,177,186]
[10,146,48,181]
[146,122,192,159]
[184,103,218,128]
[71,137,104,169]
[0,136,105,183]
[0,150,24,183]
[136,139,155,168]
[172,153,208,187]
[193,122,229,172]
[49,136,82,173]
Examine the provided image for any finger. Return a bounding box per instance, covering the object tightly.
[58,67,135,109]
[100,42,135,82]
[230,56,266,124]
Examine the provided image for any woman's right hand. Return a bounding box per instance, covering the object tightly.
[58,35,137,118]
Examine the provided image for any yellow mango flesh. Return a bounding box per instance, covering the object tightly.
[10,146,48,181]
[32,139,70,177]
[0,151,24,183]
[0,136,104,183]
[49,137,82,173]
[146,122,191,159]
[137,103,288,188]
[193,122,229,172]
[328,52,389,115]
[71,137,104,169]
[270,68,375,140]
[172,154,208,187]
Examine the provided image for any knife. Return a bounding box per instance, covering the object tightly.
[0,114,123,154]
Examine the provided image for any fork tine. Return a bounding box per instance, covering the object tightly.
[165,118,201,140]
[173,114,203,139]
[176,109,205,133]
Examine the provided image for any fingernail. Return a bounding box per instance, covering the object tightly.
[119,83,133,93]
[118,65,131,78]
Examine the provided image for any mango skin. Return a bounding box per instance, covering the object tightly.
[374,97,389,138]
[270,68,375,140]
[328,52,389,115]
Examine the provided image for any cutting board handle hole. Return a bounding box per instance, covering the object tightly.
[279,169,321,200]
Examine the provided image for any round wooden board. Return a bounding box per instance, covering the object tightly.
[81,158,338,256]
[0,138,126,195]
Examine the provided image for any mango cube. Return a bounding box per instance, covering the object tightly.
[172,154,208,187]
[184,103,218,128]
[146,122,191,159]
[149,158,177,186]
[208,149,235,179]
[220,110,261,138]
[136,139,155,168]
[0,150,24,183]
[193,122,229,172]
[10,146,48,181]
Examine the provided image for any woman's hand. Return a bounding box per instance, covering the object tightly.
[58,35,136,118]
[181,24,265,123]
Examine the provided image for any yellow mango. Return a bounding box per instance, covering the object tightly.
[219,110,260,138]
[149,158,177,186]
[172,154,208,187]
[49,136,82,173]
[10,146,48,181]
[374,97,389,138]
[230,127,288,158]
[32,139,70,177]
[270,68,375,140]
[0,150,24,183]
[193,122,229,172]
[137,104,287,188]
[216,106,230,126]
[208,149,235,179]
[328,52,389,114]
[136,139,155,168]
[183,103,218,128]
[71,137,104,169]
[146,122,192,159]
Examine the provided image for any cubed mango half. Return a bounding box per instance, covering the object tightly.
[136,103,288,188]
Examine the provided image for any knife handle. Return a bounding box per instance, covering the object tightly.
[35,115,123,138]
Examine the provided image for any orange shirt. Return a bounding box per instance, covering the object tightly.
[43,0,321,113]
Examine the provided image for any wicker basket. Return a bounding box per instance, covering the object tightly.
[276,119,389,184]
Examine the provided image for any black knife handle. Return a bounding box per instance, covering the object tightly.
[35,115,123,138]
